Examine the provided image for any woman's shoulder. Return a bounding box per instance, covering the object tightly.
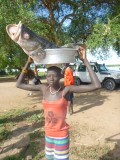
[41,84,49,89]
[62,86,69,96]
[41,84,50,94]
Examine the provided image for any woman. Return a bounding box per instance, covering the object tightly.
[16,45,101,160]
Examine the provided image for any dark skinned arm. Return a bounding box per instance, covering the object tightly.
[65,45,101,93]
[16,57,45,91]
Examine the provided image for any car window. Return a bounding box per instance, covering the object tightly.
[70,65,76,71]
[91,65,98,72]
[96,64,108,72]
[78,65,86,72]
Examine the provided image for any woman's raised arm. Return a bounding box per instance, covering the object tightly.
[16,57,44,91]
[67,45,101,93]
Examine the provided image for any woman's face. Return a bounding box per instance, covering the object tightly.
[46,70,60,86]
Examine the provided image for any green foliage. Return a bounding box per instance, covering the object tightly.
[0,0,120,70]
[0,107,45,160]
[0,124,9,141]
[0,0,46,70]
[38,72,47,77]
[67,1,108,43]
[0,0,32,69]
[86,15,120,55]
[26,113,43,122]
[3,155,24,160]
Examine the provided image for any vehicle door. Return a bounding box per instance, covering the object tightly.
[75,64,88,82]
[86,64,102,82]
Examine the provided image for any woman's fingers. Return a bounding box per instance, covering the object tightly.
[28,56,33,63]
[78,46,86,60]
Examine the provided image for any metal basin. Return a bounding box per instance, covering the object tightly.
[32,48,78,65]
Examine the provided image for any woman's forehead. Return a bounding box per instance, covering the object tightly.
[47,70,58,74]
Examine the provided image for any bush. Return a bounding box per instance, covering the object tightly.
[0,70,7,75]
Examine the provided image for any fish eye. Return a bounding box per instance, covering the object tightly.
[23,33,30,39]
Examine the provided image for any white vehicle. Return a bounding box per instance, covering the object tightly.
[73,62,120,90]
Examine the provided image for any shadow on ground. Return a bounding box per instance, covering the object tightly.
[0,77,16,83]
[72,88,109,114]
[99,133,120,160]
[0,76,46,83]
[0,109,45,160]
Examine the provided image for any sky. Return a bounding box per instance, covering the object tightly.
[87,47,120,65]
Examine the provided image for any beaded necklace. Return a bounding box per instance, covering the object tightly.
[49,86,61,95]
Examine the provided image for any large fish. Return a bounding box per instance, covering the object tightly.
[6,21,58,63]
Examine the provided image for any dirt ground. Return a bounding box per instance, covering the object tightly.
[0,78,120,158]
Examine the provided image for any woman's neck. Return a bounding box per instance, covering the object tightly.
[49,86,61,95]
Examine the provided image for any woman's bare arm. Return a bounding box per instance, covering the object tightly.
[16,57,45,91]
[65,45,101,93]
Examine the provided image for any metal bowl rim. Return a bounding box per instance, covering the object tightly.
[45,48,78,51]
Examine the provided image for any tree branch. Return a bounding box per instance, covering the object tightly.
[58,13,75,29]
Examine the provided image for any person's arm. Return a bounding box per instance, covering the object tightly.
[16,57,44,91]
[34,65,38,76]
[65,45,101,93]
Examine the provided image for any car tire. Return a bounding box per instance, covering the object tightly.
[74,77,81,86]
[103,79,116,91]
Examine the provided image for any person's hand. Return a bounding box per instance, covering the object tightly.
[78,45,86,61]
[27,56,33,64]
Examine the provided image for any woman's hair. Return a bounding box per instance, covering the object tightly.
[47,66,62,75]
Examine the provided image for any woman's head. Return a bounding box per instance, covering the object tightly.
[46,66,62,86]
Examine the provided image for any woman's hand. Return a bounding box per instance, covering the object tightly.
[78,44,86,61]
[27,56,33,64]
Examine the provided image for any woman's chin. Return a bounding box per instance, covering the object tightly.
[49,82,54,86]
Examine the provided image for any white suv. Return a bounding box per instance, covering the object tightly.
[73,62,120,90]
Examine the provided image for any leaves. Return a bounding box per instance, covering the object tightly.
[86,15,120,55]
[0,0,37,70]
[0,0,120,70]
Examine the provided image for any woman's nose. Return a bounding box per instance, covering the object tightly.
[50,75,54,80]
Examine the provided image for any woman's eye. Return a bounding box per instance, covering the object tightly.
[47,75,51,78]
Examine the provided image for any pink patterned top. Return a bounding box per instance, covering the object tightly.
[42,93,69,137]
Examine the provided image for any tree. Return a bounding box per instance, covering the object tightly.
[29,0,77,45]
[86,1,120,56]
[0,1,30,70]
[0,0,120,71]
[0,0,76,70]
[0,0,47,70]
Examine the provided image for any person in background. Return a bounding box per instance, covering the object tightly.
[28,65,42,96]
[64,63,74,115]
[32,65,42,85]
[16,44,101,160]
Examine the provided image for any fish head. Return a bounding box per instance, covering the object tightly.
[6,21,46,59]
[6,21,22,42]
[6,21,41,51]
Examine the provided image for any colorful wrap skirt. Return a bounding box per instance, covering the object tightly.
[45,135,69,160]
